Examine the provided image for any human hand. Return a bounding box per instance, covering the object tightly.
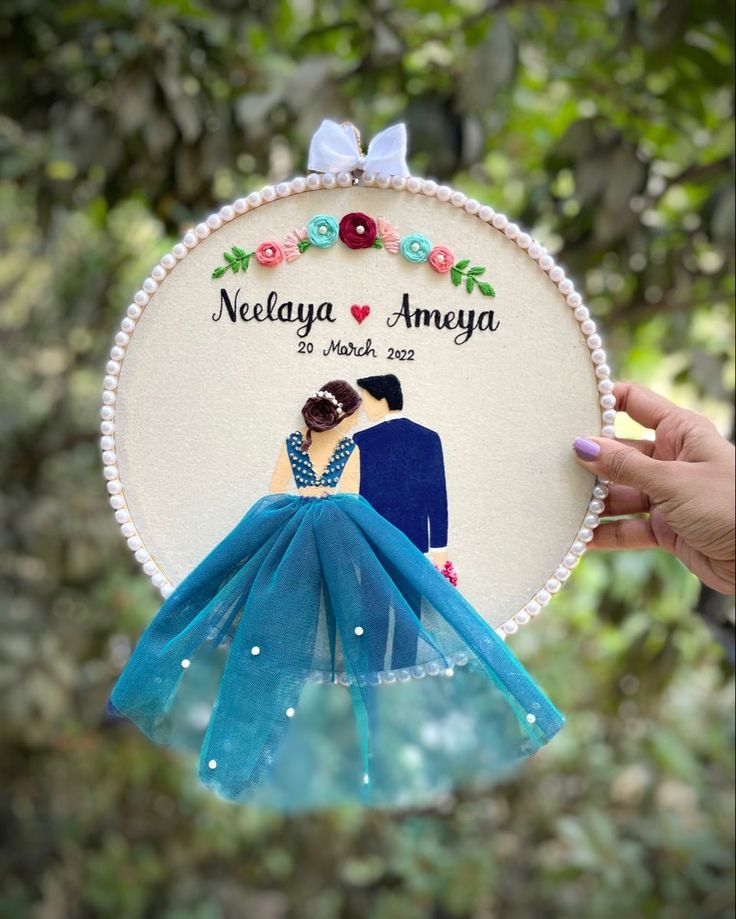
[573,382,735,595]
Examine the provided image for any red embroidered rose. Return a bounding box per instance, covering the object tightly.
[255,241,285,267]
[339,212,377,249]
[428,245,455,274]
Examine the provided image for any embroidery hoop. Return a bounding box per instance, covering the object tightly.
[100,172,614,640]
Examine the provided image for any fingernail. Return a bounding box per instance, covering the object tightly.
[573,438,601,461]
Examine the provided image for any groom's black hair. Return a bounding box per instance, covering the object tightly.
[356,374,404,411]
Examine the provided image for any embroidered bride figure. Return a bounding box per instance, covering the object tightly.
[109,380,564,810]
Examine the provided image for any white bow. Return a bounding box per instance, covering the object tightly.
[307,119,410,177]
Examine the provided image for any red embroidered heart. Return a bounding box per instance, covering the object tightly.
[351,304,370,324]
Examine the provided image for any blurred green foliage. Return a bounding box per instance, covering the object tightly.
[1,1,734,916]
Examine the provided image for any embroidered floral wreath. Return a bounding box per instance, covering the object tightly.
[212,212,496,298]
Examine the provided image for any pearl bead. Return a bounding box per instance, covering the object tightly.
[410,241,419,250]
[336,172,352,187]
[106,360,121,376]
[391,176,406,190]
[591,349,607,364]
[407,177,422,193]
[292,177,307,193]
[602,424,616,437]
[321,174,336,188]
[247,191,262,206]
[101,436,114,451]
[504,222,519,239]
[103,465,118,480]
[539,254,554,271]
[207,213,222,229]
[559,279,574,294]
[286,707,295,718]
[356,226,365,235]
[422,180,437,196]
[515,611,530,625]
[100,421,115,435]
[354,626,364,636]
[563,553,579,568]
[362,173,376,186]
[101,454,116,469]
[183,231,197,248]
[526,600,541,616]
[151,573,166,588]
[251,646,260,656]
[517,232,531,248]
[261,185,276,201]
[526,713,536,724]
[595,363,611,378]
[161,254,176,270]
[600,394,616,409]
[208,759,217,769]
[556,567,571,581]
[549,266,564,282]
[598,379,615,394]
[220,204,235,220]
[437,185,451,201]
[151,265,166,281]
[376,174,391,188]
[101,391,115,405]
[502,620,518,634]
[104,376,117,391]
[173,243,187,259]
[181,658,191,669]
[110,346,125,361]
[120,522,136,538]
[574,306,590,321]
[581,319,597,335]
[528,242,543,259]
[587,334,602,349]
[602,409,617,424]
[579,527,594,542]
[492,213,508,230]
[233,197,248,212]
[546,578,561,593]
[195,223,209,238]
[133,290,148,306]
[107,480,122,495]
[571,540,586,555]
[478,205,494,221]
[161,584,173,599]
[265,248,273,256]
[465,198,480,214]
[450,191,466,207]
[134,548,149,562]
[593,484,609,499]
[109,495,125,510]
[100,406,114,420]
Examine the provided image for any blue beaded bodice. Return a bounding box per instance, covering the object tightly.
[286,431,356,489]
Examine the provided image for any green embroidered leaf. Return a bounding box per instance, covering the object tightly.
[224,251,237,266]
[456,258,470,271]
[239,253,250,271]
[477,280,496,297]
[468,265,486,276]
[373,238,383,249]
[231,245,247,259]
[298,239,311,253]
[466,275,475,294]
[450,267,462,286]
[212,266,227,279]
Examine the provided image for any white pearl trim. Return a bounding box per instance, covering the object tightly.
[101,174,614,623]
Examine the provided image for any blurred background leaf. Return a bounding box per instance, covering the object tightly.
[0,1,733,917]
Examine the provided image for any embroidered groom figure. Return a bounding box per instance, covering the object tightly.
[354,374,449,669]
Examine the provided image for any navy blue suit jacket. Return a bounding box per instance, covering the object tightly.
[354,417,448,553]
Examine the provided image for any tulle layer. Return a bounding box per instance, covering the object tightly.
[110,494,564,810]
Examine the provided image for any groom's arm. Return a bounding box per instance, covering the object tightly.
[426,433,449,556]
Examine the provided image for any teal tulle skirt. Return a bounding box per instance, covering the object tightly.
[109,493,564,810]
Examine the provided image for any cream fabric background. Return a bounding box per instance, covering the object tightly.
[114,187,601,628]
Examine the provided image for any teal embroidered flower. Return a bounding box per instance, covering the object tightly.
[307,215,339,248]
[399,233,431,263]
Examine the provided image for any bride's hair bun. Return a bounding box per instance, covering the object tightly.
[301,380,361,449]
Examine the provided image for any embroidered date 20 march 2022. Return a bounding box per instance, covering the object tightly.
[212,289,501,352]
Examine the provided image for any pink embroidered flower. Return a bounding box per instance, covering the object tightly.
[284,227,308,262]
[377,216,400,254]
[435,560,458,587]
[255,241,285,267]
[428,245,455,274]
